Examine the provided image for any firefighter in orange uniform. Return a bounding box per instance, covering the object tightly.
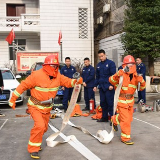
[9,55,83,159]
[109,55,146,145]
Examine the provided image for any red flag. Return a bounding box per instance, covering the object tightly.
[58,30,62,45]
[6,28,15,44]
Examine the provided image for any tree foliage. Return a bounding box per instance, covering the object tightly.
[121,0,160,59]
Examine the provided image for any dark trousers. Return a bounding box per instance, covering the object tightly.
[138,89,146,103]
[62,88,73,110]
[99,89,114,119]
[84,87,96,109]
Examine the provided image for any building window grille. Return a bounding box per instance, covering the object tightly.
[78,8,88,39]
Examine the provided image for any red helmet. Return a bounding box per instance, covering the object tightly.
[123,55,135,64]
[43,54,59,65]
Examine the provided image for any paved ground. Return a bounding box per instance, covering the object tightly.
[0,91,160,160]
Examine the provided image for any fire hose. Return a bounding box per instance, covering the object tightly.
[46,72,82,146]
[63,76,124,144]
[46,71,124,147]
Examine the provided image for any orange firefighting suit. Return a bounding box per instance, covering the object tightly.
[9,68,77,153]
[91,105,102,120]
[109,69,146,142]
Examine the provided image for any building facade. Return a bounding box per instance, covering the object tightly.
[0,0,94,70]
[94,0,125,68]
[94,0,160,74]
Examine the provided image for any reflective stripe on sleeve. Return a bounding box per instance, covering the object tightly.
[71,79,75,87]
[9,102,13,106]
[140,86,146,90]
[111,76,117,83]
[28,140,41,147]
[13,90,21,97]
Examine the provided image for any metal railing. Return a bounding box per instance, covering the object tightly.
[0,14,40,32]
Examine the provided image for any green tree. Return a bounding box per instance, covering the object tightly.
[121,0,160,75]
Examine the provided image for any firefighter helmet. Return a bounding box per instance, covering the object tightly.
[123,55,135,64]
[43,54,59,65]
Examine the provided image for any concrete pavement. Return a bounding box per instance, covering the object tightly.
[0,92,160,160]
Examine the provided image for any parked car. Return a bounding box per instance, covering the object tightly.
[0,68,24,105]
[26,62,82,108]
[26,62,44,76]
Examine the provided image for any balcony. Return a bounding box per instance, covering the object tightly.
[0,14,40,32]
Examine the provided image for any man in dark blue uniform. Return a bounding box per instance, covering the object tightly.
[61,57,76,112]
[93,49,116,122]
[82,57,95,111]
[136,58,146,103]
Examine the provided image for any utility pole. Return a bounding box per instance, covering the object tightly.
[12,40,16,75]
[60,42,62,62]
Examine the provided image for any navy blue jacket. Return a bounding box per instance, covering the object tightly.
[137,63,146,81]
[60,65,76,78]
[118,65,123,70]
[95,59,116,91]
[82,65,95,88]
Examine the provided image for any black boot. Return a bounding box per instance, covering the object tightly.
[97,118,108,122]
[39,146,42,151]
[30,152,40,159]
[121,140,134,145]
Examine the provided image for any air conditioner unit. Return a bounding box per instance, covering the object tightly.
[97,16,103,24]
[103,4,111,13]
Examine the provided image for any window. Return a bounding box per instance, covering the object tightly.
[2,70,14,79]
[6,4,25,16]
[78,8,88,39]
[35,63,43,71]
[6,4,25,27]
[9,39,26,60]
